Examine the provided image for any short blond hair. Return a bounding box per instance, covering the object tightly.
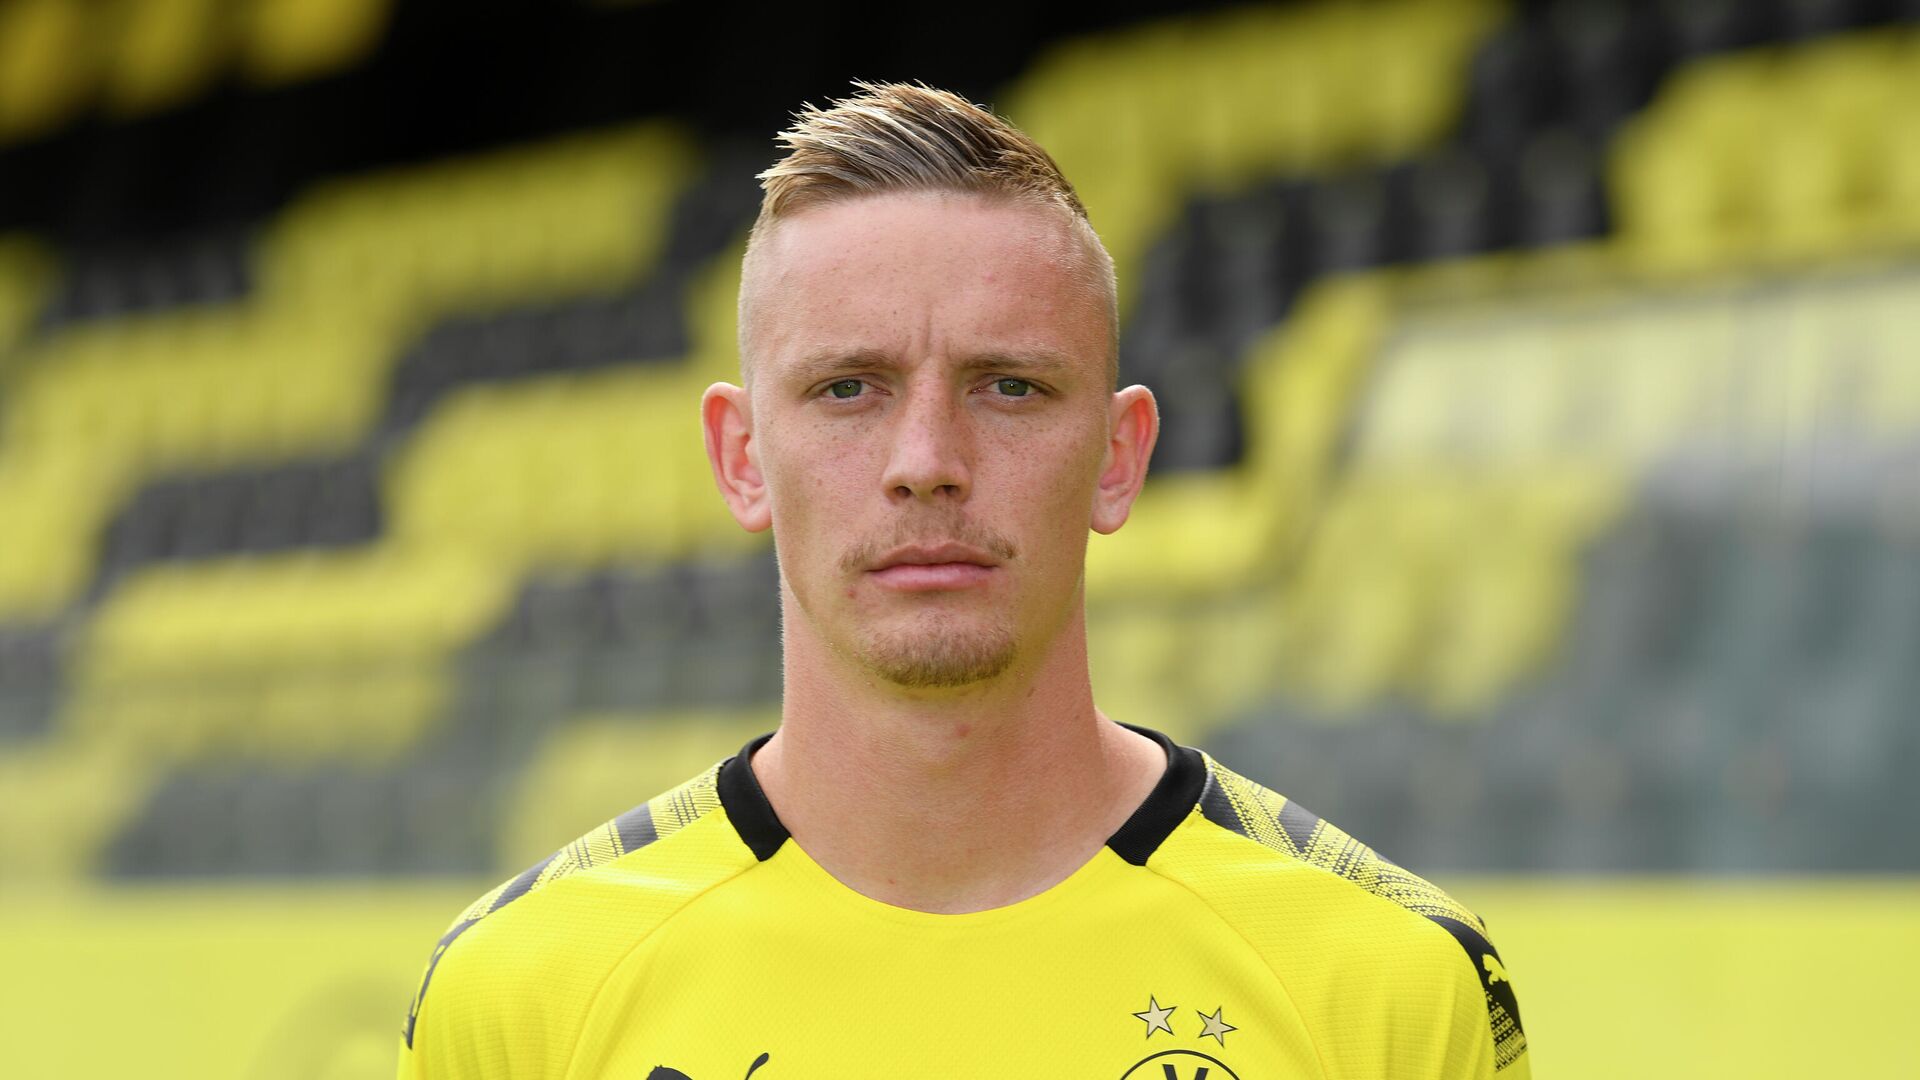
[741,81,1119,385]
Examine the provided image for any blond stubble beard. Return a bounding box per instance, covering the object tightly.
[858,613,1018,689]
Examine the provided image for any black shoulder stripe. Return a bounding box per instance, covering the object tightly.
[1274,796,1320,852]
[614,801,659,853]
[1199,768,1243,835]
[1201,779,1318,856]
[490,852,559,913]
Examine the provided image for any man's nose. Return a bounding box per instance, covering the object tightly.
[881,385,972,502]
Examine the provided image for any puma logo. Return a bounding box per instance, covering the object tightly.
[1483,955,1509,984]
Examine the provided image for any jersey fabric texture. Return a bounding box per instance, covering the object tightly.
[398,725,1530,1079]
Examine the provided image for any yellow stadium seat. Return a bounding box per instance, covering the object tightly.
[1609,114,1739,275]
[1086,471,1276,599]
[385,367,760,570]
[1005,0,1501,310]
[1418,469,1619,716]
[240,0,389,87]
[1274,478,1430,709]
[0,0,93,143]
[260,125,693,318]
[1241,277,1390,543]
[0,452,122,621]
[9,307,384,468]
[1875,37,1920,244]
[65,549,504,762]
[1612,27,1920,275]
[88,549,496,671]
[104,0,225,117]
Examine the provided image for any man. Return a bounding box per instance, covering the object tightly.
[399,82,1529,1079]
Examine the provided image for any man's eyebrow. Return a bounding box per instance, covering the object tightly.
[789,348,899,383]
[960,351,1076,376]
[785,347,1081,384]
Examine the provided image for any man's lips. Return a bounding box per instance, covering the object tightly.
[867,562,997,590]
[866,543,1001,591]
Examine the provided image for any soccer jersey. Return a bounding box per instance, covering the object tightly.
[399,725,1529,1079]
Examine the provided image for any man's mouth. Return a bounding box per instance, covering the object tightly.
[867,543,1001,591]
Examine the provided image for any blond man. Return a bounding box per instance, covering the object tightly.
[400,82,1530,1080]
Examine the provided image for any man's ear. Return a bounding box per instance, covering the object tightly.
[1091,385,1158,535]
[702,382,772,532]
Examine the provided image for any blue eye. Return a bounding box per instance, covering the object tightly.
[827,379,864,399]
[995,378,1033,397]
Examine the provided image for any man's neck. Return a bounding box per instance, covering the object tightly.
[749,611,1167,915]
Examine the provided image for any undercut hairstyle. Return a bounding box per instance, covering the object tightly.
[741,81,1120,386]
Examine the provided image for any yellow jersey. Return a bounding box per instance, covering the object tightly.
[399,725,1529,1079]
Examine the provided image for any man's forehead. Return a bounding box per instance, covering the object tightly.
[752,195,1100,333]
[755,191,1085,283]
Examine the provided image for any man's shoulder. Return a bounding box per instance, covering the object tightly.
[401,759,759,1061]
[1153,751,1529,1073]
[442,757,747,944]
[1178,754,1491,940]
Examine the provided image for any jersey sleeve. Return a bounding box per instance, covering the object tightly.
[394,760,745,1080]
[394,911,493,1080]
[1432,913,1531,1078]
[391,866,565,1080]
[1187,758,1532,1077]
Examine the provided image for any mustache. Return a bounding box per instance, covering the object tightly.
[838,517,1019,574]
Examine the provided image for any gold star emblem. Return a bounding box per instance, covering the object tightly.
[1132,995,1177,1038]
[1197,1005,1237,1045]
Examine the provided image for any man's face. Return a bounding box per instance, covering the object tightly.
[738,192,1119,690]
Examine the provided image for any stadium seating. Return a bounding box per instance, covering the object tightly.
[1,0,1918,890]
[0,124,695,621]
[38,230,252,327]
[0,0,391,142]
[1610,25,1920,271]
[0,122,716,879]
[95,456,385,583]
[1008,0,1502,303]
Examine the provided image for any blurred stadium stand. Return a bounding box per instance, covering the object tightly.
[0,0,1915,884]
[2,2,1919,1073]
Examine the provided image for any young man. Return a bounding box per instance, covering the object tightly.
[399,83,1529,1079]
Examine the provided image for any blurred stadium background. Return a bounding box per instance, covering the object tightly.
[0,0,1916,1074]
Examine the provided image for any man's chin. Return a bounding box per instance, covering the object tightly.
[860,629,1017,690]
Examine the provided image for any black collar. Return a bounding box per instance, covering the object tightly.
[715,723,1208,866]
